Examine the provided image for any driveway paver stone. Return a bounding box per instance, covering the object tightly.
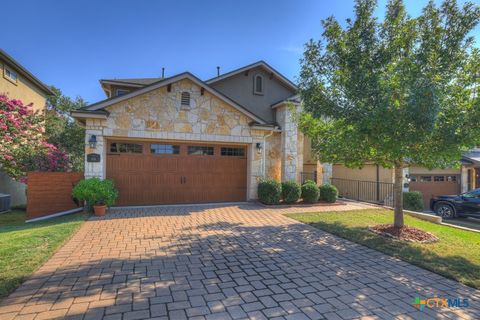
[0,201,479,319]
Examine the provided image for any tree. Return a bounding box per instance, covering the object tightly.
[297,0,480,228]
[0,95,69,182]
[45,87,86,171]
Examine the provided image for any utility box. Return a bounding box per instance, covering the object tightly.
[0,193,11,213]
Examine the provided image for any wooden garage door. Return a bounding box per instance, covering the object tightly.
[106,141,247,206]
[409,174,461,209]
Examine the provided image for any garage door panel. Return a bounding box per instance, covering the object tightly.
[409,174,461,209]
[106,141,247,205]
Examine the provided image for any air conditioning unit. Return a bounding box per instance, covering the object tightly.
[0,194,11,213]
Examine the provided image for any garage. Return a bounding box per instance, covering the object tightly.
[106,140,247,206]
[409,174,461,208]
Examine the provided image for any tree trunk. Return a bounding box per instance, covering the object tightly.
[393,162,404,228]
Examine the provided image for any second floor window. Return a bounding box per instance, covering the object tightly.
[254,74,264,95]
[4,66,18,83]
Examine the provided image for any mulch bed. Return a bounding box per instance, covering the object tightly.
[369,224,439,243]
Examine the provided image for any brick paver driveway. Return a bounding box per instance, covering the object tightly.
[1,202,479,320]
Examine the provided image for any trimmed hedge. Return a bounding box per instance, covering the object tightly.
[258,179,282,205]
[319,184,338,203]
[281,181,301,204]
[403,191,424,211]
[301,182,320,203]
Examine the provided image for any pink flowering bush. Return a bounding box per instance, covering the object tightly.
[0,95,70,182]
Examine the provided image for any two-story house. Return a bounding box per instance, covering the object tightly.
[0,49,54,206]
[73,61,331,206]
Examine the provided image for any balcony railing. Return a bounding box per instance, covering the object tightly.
[300,172,317,184]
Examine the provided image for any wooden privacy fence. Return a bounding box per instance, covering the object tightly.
[26,172,84,220]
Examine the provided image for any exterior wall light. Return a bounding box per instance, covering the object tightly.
[256,142,262,151]
[88,135,97,149]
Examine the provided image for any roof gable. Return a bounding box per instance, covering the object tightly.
[206,61,297,91]
[207,65,297,123]
[83,73,267,124]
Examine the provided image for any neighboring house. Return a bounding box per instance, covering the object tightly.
[73,61,331,206]
[0,49,53,112]
[0,48,54,206]
[332,154,480,208]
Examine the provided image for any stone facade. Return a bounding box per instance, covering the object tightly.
[84,78,307,200]
[277,104,300,182]
[105,79,253,138]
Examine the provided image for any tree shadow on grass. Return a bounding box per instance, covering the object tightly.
[0,215,479,319]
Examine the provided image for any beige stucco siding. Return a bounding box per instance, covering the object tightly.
[409,166,461,175]
[303,136,315,169]
[332,164,394,183]
[0,61,47,112]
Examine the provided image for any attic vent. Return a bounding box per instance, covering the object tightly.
[181,92,190,107]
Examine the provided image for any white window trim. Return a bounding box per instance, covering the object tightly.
[253,74,264,95]
[3,64,18,84]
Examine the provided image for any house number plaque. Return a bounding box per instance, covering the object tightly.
[87,153,101,162]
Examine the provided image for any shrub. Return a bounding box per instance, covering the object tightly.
[72,177,118,208]
[403,191,424,211]
[258,179,282,205]
[281,181,301,204]
[319,184,338,203]
[303,180,316,186]
[301,182,320,203]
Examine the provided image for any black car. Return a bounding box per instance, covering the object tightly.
[430,188,480,219]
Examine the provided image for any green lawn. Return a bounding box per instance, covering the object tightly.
[0,210,87,298]
[287,209,480,288]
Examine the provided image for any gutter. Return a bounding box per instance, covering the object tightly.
[71,111,108,120]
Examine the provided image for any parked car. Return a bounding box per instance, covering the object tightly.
[430,188,480,219]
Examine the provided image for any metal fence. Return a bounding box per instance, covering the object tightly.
[330,178,395,206]
[300,172,317,184]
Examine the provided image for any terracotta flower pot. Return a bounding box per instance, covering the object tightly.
[93,204,107,216]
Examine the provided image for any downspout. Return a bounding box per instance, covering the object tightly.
[262,129,276,178]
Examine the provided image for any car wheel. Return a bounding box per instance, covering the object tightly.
[434,202,456,219]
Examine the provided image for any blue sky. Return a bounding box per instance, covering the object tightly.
[3,0,479,104]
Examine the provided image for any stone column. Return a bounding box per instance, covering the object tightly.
[296,131,304,183]
[84,119,106,179]
[248,139,263,200]
[278,105,299,182]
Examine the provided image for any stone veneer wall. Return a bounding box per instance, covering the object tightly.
[277,104,302,182]
[84,119,106,180]
[83,78,301,200]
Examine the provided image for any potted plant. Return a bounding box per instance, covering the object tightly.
[72,178,118,216]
